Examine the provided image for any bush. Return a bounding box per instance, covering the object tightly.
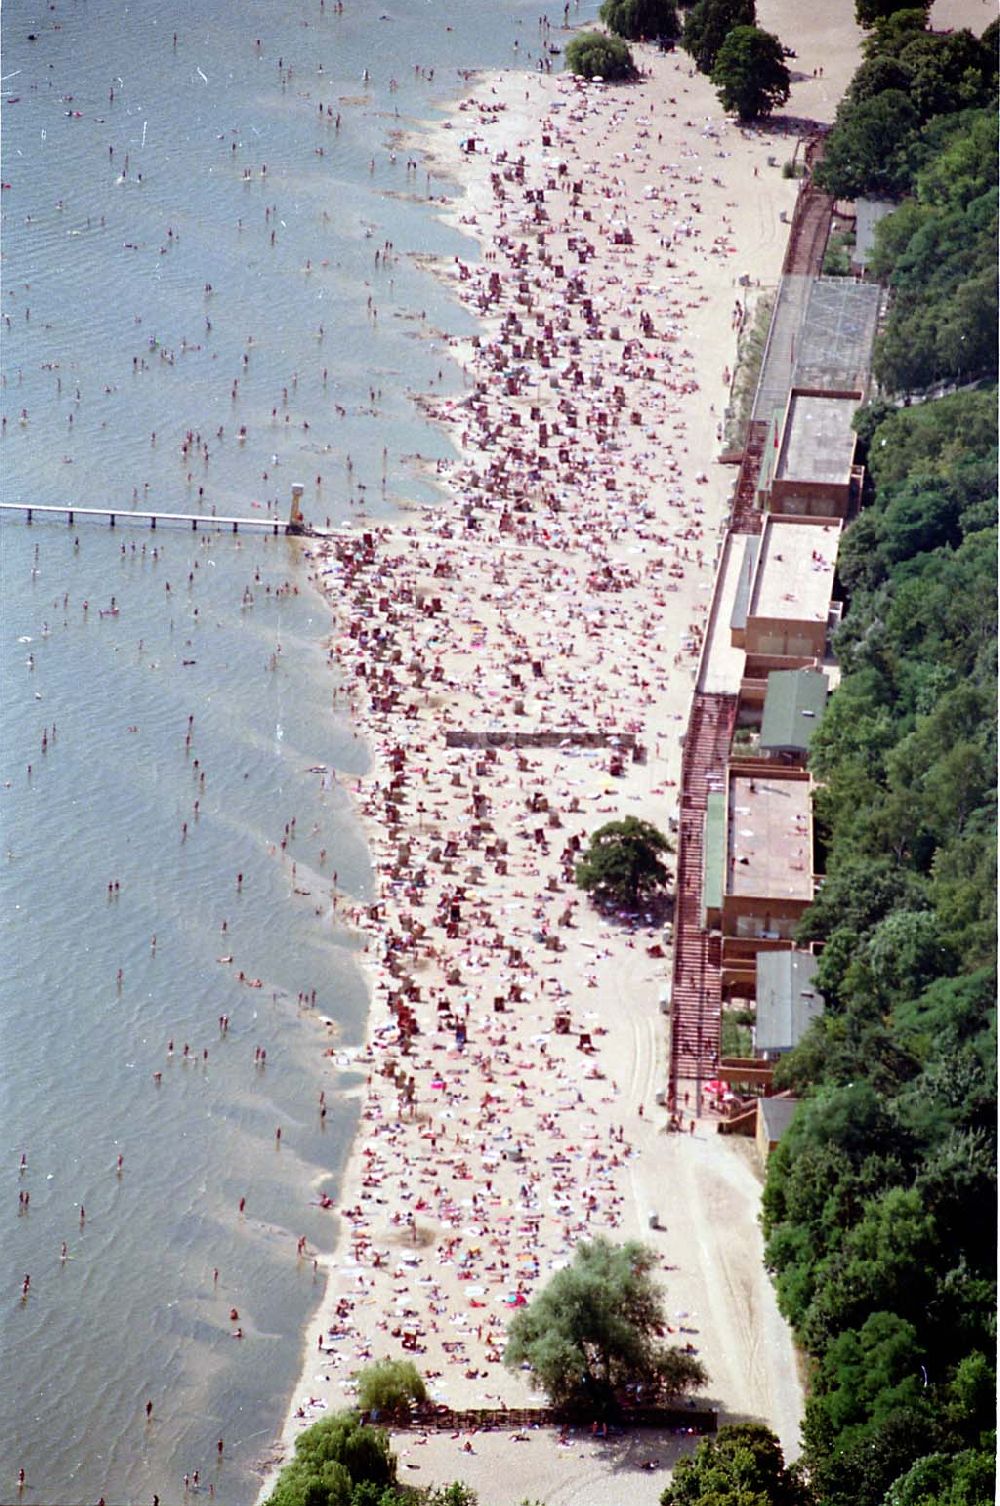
[355,1359,427,1421]
[263,1411,397,1506]
[823,230,856,276]
[564,30,638,80]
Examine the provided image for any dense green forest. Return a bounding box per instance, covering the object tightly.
[815,9,997,394]
[759,13,997,1506]
[761,381,997,1505]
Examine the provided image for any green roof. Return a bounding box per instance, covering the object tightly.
[702,791,726,926]
[760,669,829,754]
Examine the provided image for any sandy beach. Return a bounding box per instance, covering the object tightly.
[255,2,975,1497]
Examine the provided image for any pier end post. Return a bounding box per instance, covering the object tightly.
[288,483,305,535]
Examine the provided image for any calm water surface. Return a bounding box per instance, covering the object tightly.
[0,1,597,1501]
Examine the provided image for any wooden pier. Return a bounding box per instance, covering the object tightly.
[0,500,321,537]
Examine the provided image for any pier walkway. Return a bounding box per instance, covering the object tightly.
[0,501,328,537]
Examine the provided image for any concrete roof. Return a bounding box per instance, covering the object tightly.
[775,393,857,486]
[728,773,813,902]
[854,197,895,269]
[699,530,752,696]
[760,669,829,754]
[749,519,840,625]
[752,276,882,426]
[792,277,883,393]
[730,536,759,635]
[756,949,825,1052]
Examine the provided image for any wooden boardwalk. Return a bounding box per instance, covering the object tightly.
[0,501,327,537]
[668,691,735,1101]
[667,143,837,1109]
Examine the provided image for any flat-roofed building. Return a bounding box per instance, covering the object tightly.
[698,531,756,696]
[769,390,864,520]
[755,948,824,1059]
[723,765,814,946]
[744,517,840,664]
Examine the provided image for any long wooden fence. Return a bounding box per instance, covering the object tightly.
[378,1402,717,1434]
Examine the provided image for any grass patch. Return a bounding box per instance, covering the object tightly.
[724,292,775,454]
[720,1006,755,1058]
[822,229,856,277]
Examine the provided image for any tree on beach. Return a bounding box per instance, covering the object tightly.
[263,1410,399,1506]
[504,1236,707,1416]
[681,0,756,75]
[855,0,929,30]
[355,1358,427,1422]
[660,1422,808,1505]
[709,25,791,120]
[564,30,639,81]
[574,816,673,909]
[599,0,681,44]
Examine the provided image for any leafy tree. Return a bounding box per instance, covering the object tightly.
[819,94,997,390]
[941,1349,998,1448]
[855,0,929,30]
[807,1311,929,1443]
[264,1412,398,1506]
[503,1236,706,1415]
[660,1422,806,1505]
[885,1447,998,1506]
[796,858,928,946]
[680,0,755,74]
[899,30,997,120]
[814,90,920,199]
[864,908,954,1000]
[599,0,681,43]
[764,354,996,1504]
[848,53,915,103]
[914,109,999,212]
[861,387,998,492]
[861,8,933,62]
[564,30,638,80]
[355,1358,427,1421]
[574,816,672,908]
[806,1405,945,1506]
[796,1188,939,1349]
[710,25,790,120]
